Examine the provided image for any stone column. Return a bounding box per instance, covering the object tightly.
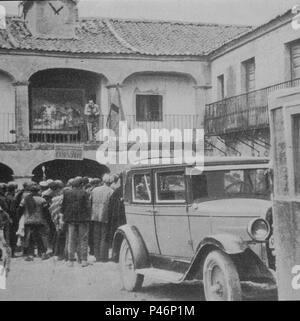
[13,81,30,144]
[194,85,211,129]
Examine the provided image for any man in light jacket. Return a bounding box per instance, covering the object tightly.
[90,174,113,262]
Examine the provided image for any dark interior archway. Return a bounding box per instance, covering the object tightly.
[0,163,14,183]
[32,159,109,183]
[28,68,104,143]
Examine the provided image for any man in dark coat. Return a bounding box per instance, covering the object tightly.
[6,183,18,257]
[107,175,126,248]
[0,184,9,247]
[61,177,91,267]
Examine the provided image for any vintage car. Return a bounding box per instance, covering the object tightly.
[112,157,277,301]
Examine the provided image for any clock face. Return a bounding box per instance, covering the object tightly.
[48,1,65,17]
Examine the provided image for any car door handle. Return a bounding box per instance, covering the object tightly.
[146,209,157,213]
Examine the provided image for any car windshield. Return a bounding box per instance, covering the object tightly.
[191,168,271,201]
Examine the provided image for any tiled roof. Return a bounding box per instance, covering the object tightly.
[0,16,252,56]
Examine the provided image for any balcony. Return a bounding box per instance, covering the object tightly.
[0,113,16,143]
[205,78,300,136]
[29,114,202,144]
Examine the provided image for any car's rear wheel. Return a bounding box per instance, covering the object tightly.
[203,250,242,301]
[119,238,144,291]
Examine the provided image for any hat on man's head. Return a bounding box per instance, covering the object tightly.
[54,180,64,189]
[81,177,89,186]
[72,177,83,188]
[28,183,40,193]
[39,181,49,189]
[102,174,113,185]
[67,178,74,187]
[7,182,17,192]
[91,178,101,186]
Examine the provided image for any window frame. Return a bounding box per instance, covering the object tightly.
[135,93,163,122]
[241,57,255,93]
[217,74,225,100]
[154,169,187,204]
[132,171,153,204]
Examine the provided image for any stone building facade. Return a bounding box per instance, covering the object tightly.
[0,1,299,184]
[206,10,300,157]
[0,0,250,184]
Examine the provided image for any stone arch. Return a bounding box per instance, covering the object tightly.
[26,66,110,84]
[28,68,109,141]
[121,71,198,86]
[31,158,110,183]
[121,71,198,116]
[0,162,14,183]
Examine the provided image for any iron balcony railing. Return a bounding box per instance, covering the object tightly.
[205,77,300,136]
[29,114,202,144]
[0,113,16,143]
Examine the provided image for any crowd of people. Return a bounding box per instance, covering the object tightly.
[0,173,126,270]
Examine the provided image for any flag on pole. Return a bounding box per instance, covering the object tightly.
[106,84,126,135]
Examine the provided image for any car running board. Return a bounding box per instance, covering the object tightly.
[136,268,184,284]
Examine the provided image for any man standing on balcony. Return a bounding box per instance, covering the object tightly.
[84,100,100,142]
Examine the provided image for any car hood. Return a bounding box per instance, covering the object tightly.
[191,198,271,217]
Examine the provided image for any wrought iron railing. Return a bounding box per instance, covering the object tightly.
[0,113,16,143]
[205,78,300,136]
[29,114,202,144]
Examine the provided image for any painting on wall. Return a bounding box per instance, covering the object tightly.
[31,88,85,130]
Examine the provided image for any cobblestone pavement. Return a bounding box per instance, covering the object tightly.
[0,257,277,301]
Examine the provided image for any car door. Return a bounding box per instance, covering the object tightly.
[124,169,160,255]
[153,168,194,259]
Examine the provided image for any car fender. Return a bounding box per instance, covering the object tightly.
[198,234,248,254]
[111,224,150,269]
[184,234,248,280]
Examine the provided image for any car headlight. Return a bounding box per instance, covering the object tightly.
[247,218,270,241]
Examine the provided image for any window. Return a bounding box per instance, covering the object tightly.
[136,94,163,121]
[242,58,255,92]
[191,168,270,202]
[217,74,225,100]
[156,171,185,202]
[133,173,152,202]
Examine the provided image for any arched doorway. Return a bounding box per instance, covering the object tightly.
[0,163,14,183]
[28,68,106,143]
[32,159,109,183]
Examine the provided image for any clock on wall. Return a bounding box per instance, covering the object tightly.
[48,2,65,15]
[22,0,78,38]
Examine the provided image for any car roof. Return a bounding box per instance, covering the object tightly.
[126,156,270,171]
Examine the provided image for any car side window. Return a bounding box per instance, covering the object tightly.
[132,173,152,203]
[156,171,185,202]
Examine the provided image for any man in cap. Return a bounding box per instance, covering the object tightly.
[39,181,49,195]
[61,177,91,267]
[90,174,113,262]
[6,182,18,257]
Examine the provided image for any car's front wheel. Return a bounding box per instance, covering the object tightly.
[119,238,144,292]
[203,250,242,301]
